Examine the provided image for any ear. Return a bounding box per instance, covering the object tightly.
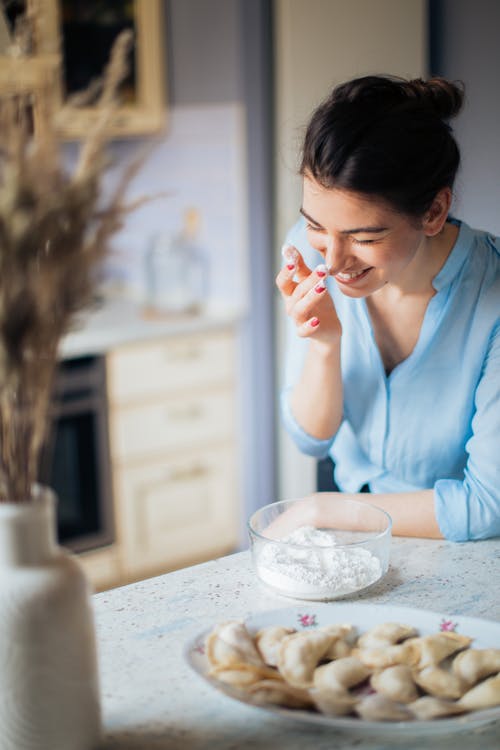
[422,188,453,236]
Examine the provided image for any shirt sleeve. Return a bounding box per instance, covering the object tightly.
[279,219,336,459]
[434,321,500,541]
[280,387,335,458]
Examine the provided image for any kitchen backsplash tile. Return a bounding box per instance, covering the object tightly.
[67,104,249,311]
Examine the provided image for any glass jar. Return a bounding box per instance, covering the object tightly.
[145,209,209,314]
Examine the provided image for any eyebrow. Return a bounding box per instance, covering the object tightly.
[300,207,389,234]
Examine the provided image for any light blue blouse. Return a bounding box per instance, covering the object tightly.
[281,219,500,542]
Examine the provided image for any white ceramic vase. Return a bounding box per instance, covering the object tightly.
[0,486,102,750]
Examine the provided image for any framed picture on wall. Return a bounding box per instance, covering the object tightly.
[0,0,167,139]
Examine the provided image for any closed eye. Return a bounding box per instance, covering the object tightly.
[305,222,324,232]
[353,237,378,245]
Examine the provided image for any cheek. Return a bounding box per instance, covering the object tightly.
[368,249,394,267]
[366,239,419,269]
[306,231,326,255]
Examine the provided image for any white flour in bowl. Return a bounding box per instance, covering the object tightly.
[255,525,382,600]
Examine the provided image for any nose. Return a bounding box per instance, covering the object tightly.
[323,235,348,273]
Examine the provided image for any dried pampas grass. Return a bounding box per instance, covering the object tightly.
[0,25,144,502]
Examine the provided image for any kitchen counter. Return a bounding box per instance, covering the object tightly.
[59,298,243,358]
[93,537,500,749]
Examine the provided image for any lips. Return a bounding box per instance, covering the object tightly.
[334,267,373,284]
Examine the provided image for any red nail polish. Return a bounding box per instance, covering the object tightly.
[315,283,326,293]
[286,264,295,271]
[310,317,320,327]
[316,270,326,277]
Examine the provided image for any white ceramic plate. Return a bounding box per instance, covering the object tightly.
[184,602,500,735]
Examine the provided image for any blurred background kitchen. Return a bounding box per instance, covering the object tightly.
[2,0,498,591]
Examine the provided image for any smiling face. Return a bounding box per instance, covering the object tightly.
[301,175,445,298]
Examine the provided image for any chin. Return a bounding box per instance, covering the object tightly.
[335,283,375,299]
[334,275,386,299]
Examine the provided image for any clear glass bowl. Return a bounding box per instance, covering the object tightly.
[247,497,392,601]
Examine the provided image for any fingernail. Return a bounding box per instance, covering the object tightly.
[281,244,299,263]
[309,317,320,327]
[286,263,295,271]
[314,282,327,293]
[315,263,329,277]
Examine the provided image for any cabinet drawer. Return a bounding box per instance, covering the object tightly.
[77,546,122,592]
[115,446,239,575]
[107,330,235,403]
[110,388,234,461]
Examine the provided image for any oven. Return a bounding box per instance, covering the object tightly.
[40,355,115,553]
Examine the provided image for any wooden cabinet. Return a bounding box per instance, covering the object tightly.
[114,448,238,576]
[78,546,122,592]
[104,327,240,582]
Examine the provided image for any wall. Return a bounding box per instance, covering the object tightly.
[430,0,500,235]
[92,0,276,543]
[96,0,249,310]
[273,0,428,500]
[166,0,242,104]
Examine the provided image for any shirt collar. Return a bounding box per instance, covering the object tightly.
[432,219,473,292]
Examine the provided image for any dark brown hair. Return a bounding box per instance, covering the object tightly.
[300,75,465,217]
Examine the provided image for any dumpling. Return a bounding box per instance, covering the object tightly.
[355,694,414,722]
[452,649,500,686]
[277,630,333,688]
[411,632,472,670]
[458,673,500,710]
[320,623,356,640]
[370,665,419,704]
[357,623,418,649]
[246,679,313,709]
[324,638,353,660]
[310,687,358,716]
[255,626,296,667]
[208,662,282,688]
[413,665,467,700]
[206,621,264,667]
[352,640,419,669]
[320,624,356,660]
[313,656,371,691]
[409,696,467,720]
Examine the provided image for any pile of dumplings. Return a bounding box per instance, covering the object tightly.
[204,619,500,722]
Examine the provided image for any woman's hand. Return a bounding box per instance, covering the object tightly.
[264,491,442,541]
[261,493,376,539]
[262,496,319,539]
[275,243,342,348]
[277,243,344,441]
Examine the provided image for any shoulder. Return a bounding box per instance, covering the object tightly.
[457,223,500,310]
[473,228,500,306]
[467,224,500,274]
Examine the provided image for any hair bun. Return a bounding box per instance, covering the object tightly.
[330,75,464,121]
[405,77,464,120]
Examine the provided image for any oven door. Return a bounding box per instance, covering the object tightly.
[40,356,114,553]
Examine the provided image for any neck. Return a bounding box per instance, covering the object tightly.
[389,221,459,298]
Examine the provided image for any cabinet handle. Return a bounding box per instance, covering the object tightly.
[166,346,202,363]
[169,464,210,482]
[166,404,203,421]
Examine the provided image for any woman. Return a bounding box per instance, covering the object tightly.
[276,75,500,541]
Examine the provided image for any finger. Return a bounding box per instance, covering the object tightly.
[296,316,321,337]
[281,243,312,282]
[276,244,303,295]
[262,496,317,537]
[289,276,329,323]
[276,261,299,296]
[288,262,329,303]
[288,265,328,303]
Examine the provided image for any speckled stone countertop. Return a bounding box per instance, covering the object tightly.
[93,538,500,750]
